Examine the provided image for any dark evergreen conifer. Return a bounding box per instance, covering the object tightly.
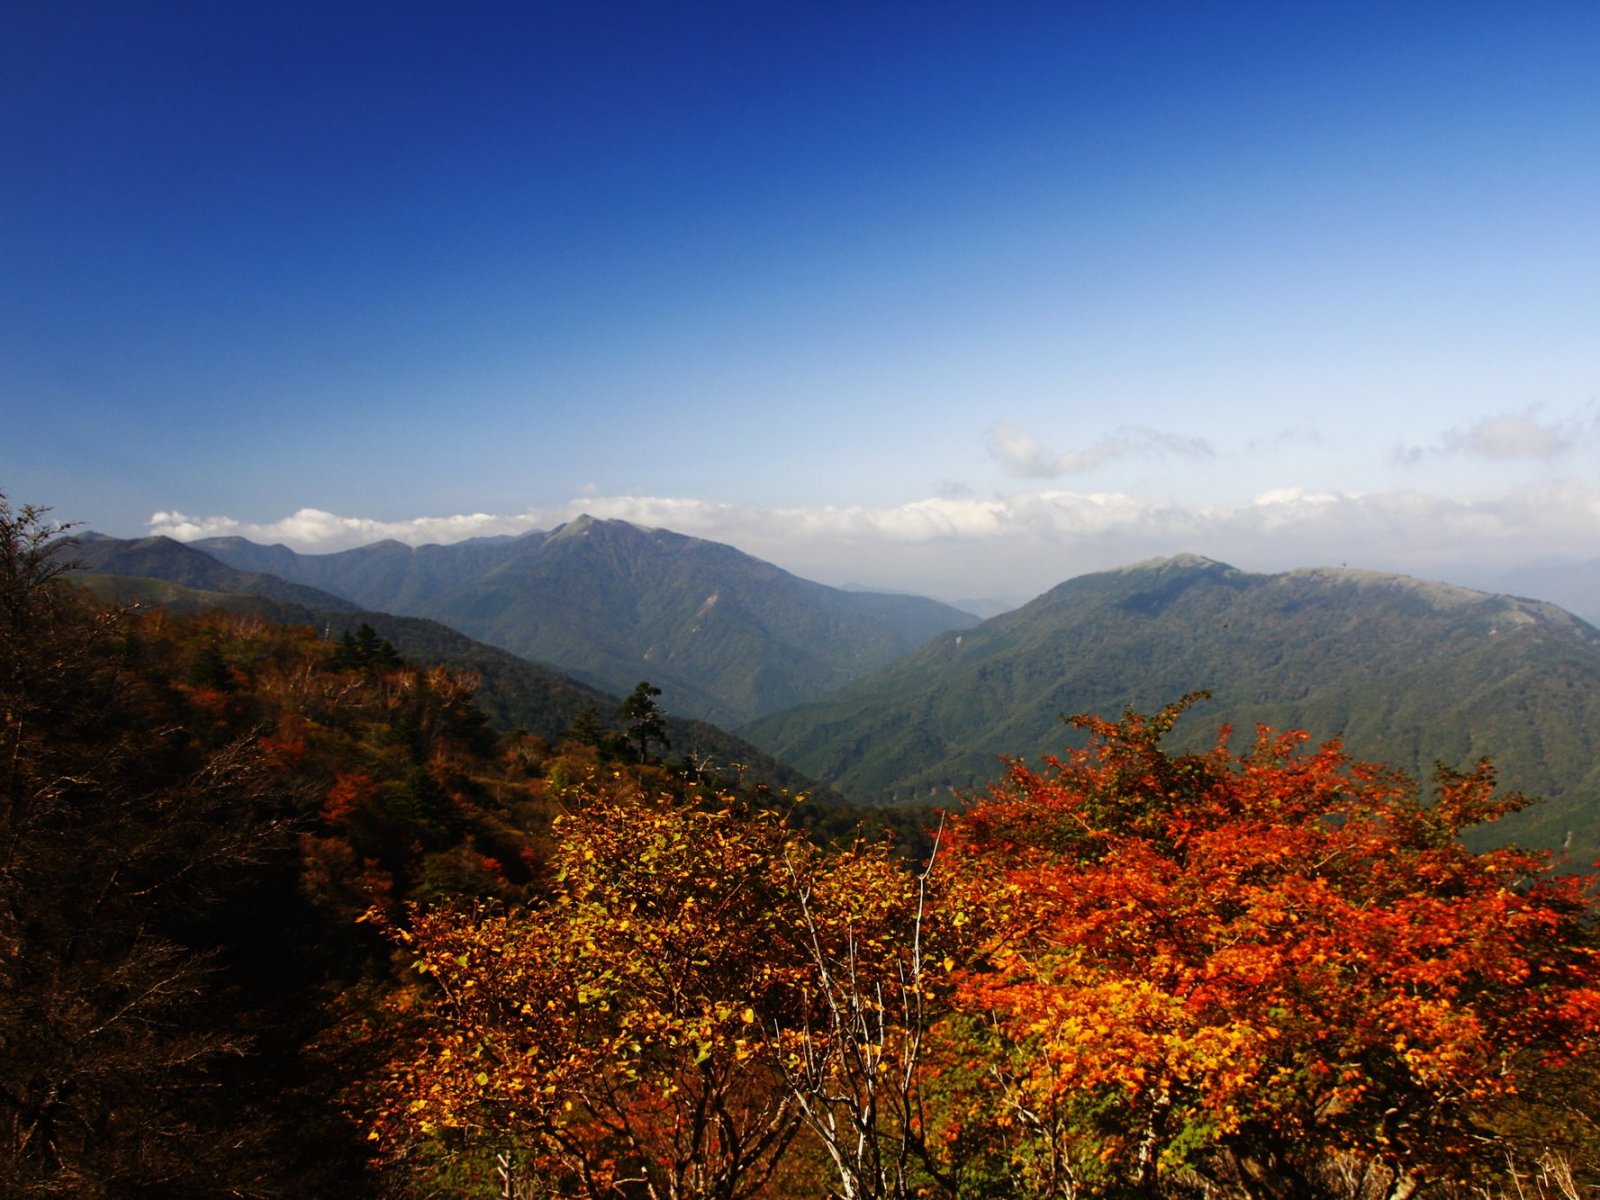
[620,680,669,763]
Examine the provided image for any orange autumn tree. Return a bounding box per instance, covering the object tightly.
[369,771,967,1199]
[942,696,1600,1200]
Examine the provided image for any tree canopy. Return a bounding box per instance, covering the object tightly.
[941,695,1600,1198]
[372,694,1600,1200]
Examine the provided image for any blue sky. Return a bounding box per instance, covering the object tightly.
[5,1,1598,602]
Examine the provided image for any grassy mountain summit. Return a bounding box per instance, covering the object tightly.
[193,515,980,726]
[743,554,1600,858]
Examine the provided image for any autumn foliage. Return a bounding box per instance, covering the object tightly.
[372,783,809,1198]
[372,696,1600,1200]
[369,772,959,1199]
[941,695,1600,1198]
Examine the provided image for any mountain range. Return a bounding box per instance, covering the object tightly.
[75,531,359,612]
[70,568,838,807]
[743,554,1600,859]
[182,515,980,726]
[71,524,1600,862]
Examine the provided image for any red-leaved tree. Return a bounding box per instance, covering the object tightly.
[941,696,1600,1200]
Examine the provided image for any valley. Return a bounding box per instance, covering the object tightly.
[74,521,1600,863]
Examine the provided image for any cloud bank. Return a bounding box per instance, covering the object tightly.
[149,477,1600,606]
[147,507,528,548]
[985,422,1214,478]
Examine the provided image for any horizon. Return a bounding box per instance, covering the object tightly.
[74,508,1595,621]
[6,2,1598,603]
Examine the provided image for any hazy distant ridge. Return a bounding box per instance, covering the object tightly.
[744,554,1600,859]
[74,534,360,612]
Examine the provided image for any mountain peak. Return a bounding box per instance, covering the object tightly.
[550,514,644,540]
[1117,553,1234,574]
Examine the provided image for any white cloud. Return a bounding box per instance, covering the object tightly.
[148,478,1600,607]
[147,507,532,548]
[1251,487,1340,506]
[985,421,1214,478]
[1446,411,1572,460]
[1397,403,1600,464]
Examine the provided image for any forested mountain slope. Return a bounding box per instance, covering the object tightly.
[74,533,358,611]
[75,571,835,804]
[745,554,1600,858]
[189,515,980,725]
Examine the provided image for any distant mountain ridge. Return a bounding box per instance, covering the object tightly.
[73,534,360,612]
[1489,557,1600,628]
[69,532,1600,856]
[133,517,981,726]
[744,554,1600,859]
[70,569,837,804]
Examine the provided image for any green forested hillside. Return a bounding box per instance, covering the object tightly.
[193,532,528,611]
[74,533,359,611]
[744,554,1600,858]
[187,515,981,725]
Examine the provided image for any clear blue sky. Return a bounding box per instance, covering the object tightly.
[5,1,1598,601]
